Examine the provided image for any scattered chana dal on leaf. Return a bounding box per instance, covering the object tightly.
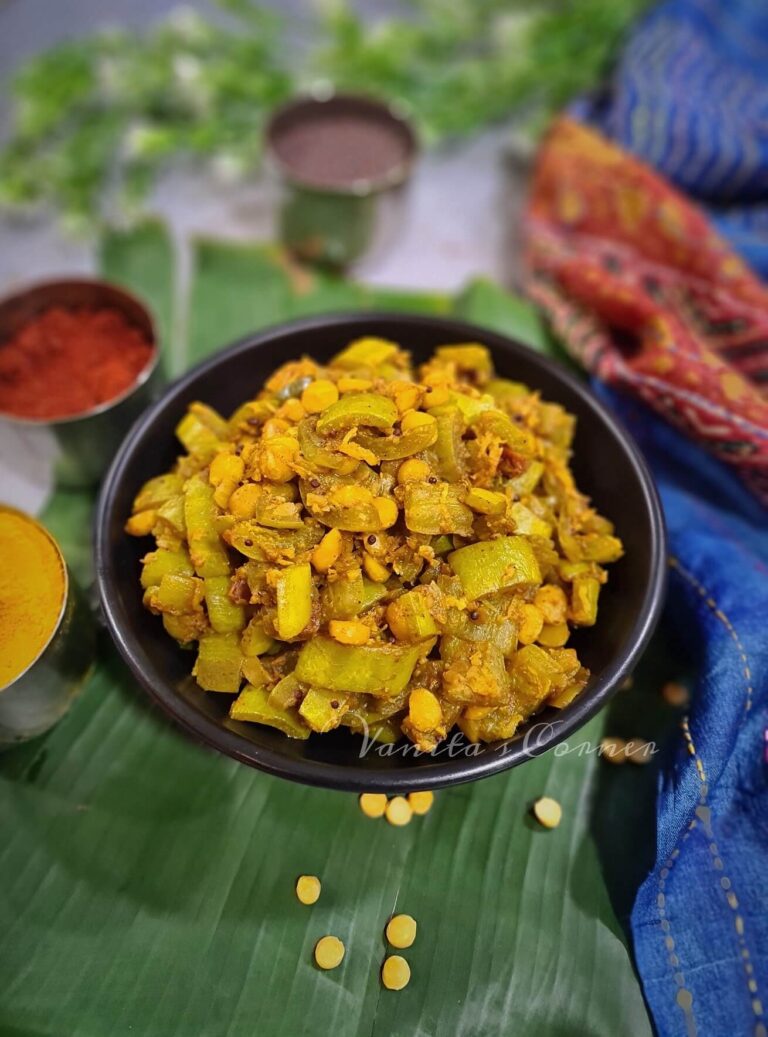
[386,796,413,827]
[407,790,434,815]
[533,796,562,829]
[126,338,624,749]
[295,875,321,905]
[386,914,417,949]
[625,738,654,764]
[600,735,628,764]
[359,792,388,818]
[314,936,345,970]
[662,680,690,707]
[382,955,411,990]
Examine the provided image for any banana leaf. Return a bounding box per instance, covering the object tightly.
[0,225,668,1036]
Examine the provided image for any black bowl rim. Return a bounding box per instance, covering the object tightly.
[95,312,667,793]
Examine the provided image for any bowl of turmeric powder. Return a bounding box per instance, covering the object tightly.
[0,279,161,487]
[0,504,94,743]
[95,314,666,791]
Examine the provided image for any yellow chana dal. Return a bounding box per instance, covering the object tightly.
[314,936,345,970]
[385,796,413,827]
[533,796,562,829]
[407,791,434,815]
[295,875,321,905]
[359,793,388,818]
[382,955,411,990]
[386,914,417,949]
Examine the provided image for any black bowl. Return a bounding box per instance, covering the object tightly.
[96,314,666,792]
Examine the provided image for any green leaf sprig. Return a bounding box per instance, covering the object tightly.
[0,0,647,231]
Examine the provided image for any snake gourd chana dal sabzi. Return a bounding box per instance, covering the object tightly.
[125,338,624,749]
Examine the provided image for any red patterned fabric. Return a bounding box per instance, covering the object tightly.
[524,117,768,504]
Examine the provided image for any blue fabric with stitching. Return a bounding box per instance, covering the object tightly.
[575,0,768,278]
[570,4,768,1028]
[595,384,768,1036]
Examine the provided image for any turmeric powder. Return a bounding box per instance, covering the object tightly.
[0,507,67,687]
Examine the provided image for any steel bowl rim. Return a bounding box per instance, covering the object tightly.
[95,311,667,793]
[264,90,419,197]
[0,277,159,427]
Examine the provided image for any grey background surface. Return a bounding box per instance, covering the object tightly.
[0,0,529,510]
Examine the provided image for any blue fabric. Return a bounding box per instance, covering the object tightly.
[569,4,768,1030]
[595,384,768,1037]
[575,0,768,278]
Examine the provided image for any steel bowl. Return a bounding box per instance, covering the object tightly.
[265,92,418,268]
[95,313,666,792]
[0,506,95,744]
[0,278,162,488]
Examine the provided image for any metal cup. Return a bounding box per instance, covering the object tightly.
[265,92,419,269]
[0,279,163,488]
[0,507,95,745]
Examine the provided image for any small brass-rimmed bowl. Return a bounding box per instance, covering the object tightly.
[0,279,162,488]
[0,505,94,745]
[265,92,419,268]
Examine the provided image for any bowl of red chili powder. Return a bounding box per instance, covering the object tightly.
[0,279,161,487]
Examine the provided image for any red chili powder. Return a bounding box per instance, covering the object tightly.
[0,306,154,420]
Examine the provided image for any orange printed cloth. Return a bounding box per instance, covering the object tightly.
[524,117,768,504]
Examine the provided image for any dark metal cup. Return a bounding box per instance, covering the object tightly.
[265,93,418,269]
[0,508,95,745]
[0,279,163,488]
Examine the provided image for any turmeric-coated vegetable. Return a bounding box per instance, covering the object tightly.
[193,632,242,692]
[128,340,623,747]
[230,684,308,738]
[464,487,507,516]
[316,393,397,435]
[241,618,275,657]
[301,379,338,414]
[448,536,541,600]
[404,482,473,536]
[204,575,245,633]
[385,590,439,642]
[275,563,313,640]
[354,418,437,460]
[295,637,427,697]
[332,336,399,370]
[184,475,231,578]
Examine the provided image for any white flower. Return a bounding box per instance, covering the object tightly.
[312,0,347,18]
[173,54,203,86]
[167,6,209,42]
[493,10,538,48]
[211,151,249,184]
[124,122,160,159]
